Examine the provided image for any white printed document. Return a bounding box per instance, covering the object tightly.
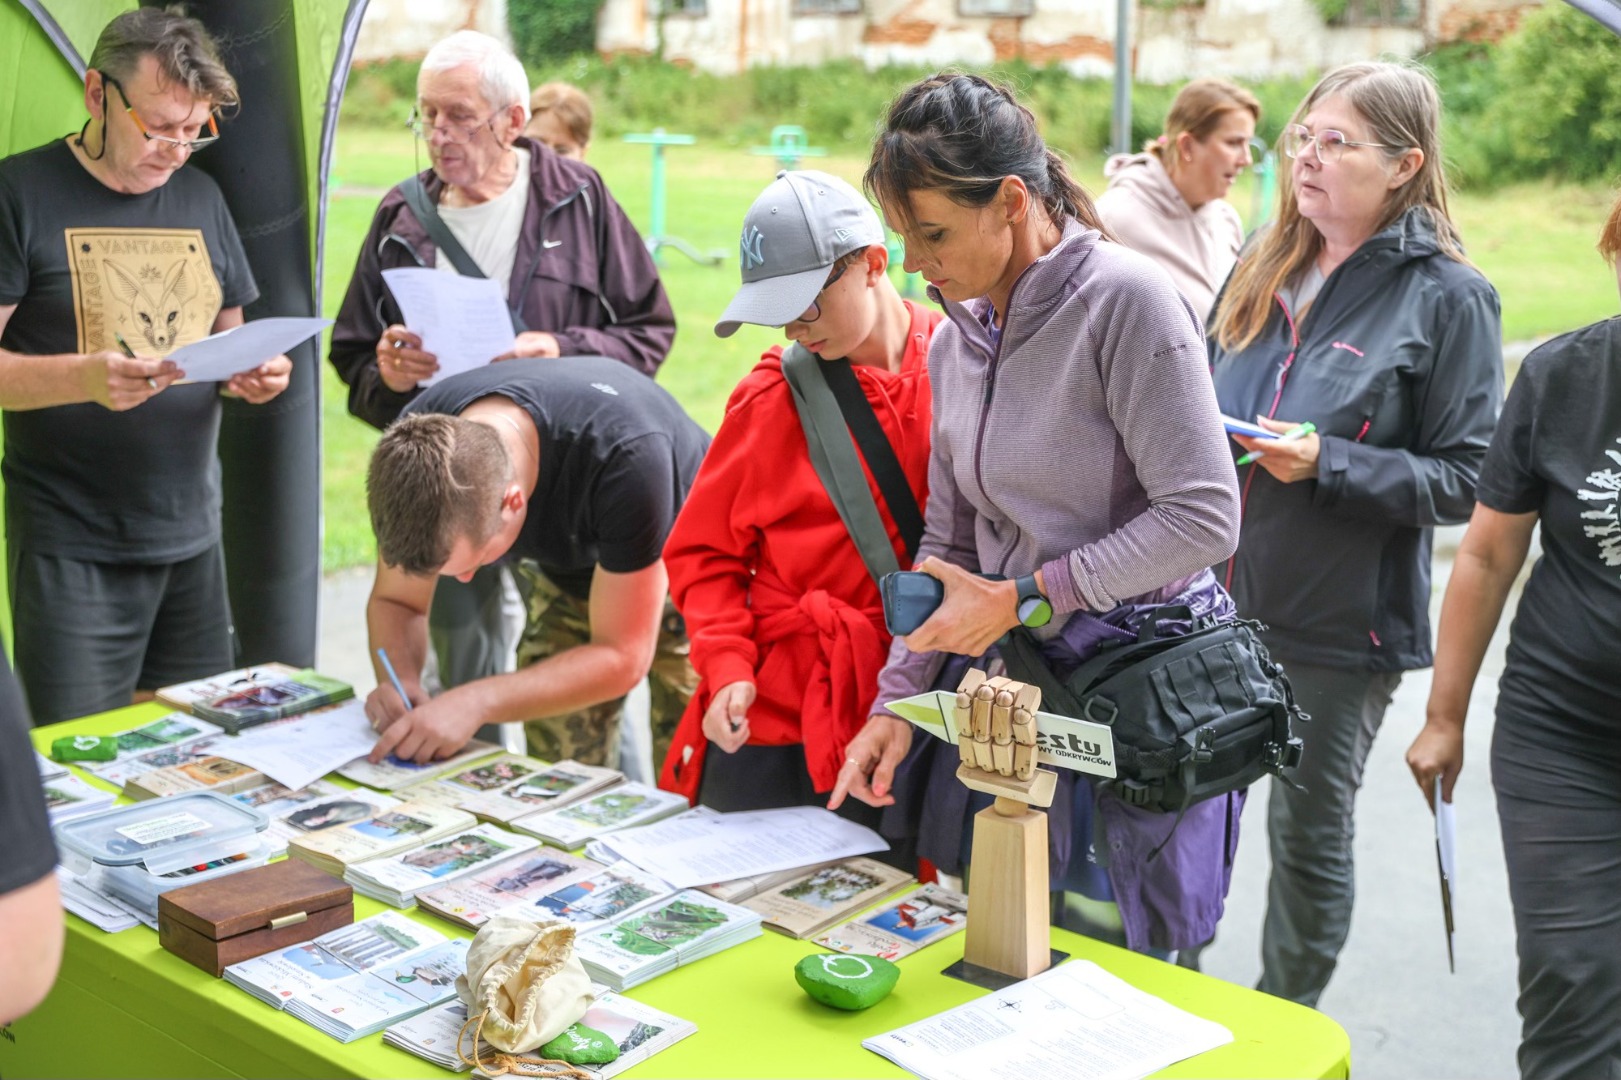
[381,267,514,386]
[218,700,378,791]
[863,960,1234,1080]
[167,316,330,382]
[591,805,888,889]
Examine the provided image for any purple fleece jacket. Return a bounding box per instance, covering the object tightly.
[872,220,1241,710]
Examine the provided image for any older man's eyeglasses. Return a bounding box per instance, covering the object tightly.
[103,74,219,153]
[407,109,499,145]
[1283,123,1394,165]
[796,260,855,325]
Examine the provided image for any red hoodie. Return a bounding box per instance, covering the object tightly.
[660,300,941,801]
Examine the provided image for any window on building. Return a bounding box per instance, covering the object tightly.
[651,0,707,16]
[792,0,863,13]
[958,0,1035,15]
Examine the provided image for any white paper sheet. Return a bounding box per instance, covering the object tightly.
[590,805,887,889]
[216,700,378,791]
[381,267,515,386]
[166,317,331,382]
[863,960,1234,1080]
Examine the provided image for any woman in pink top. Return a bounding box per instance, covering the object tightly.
[1096,78,1259,320]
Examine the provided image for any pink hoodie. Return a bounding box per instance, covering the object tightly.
[1095,152,1243,322]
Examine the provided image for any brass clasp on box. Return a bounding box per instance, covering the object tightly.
[268,911,309,930]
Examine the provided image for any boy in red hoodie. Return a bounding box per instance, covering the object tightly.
[659,171,940,851]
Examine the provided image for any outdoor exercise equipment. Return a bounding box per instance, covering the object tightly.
[750,124,826,171]
[622,128,725,267]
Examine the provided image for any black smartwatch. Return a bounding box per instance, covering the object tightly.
[1014,573,1053,628]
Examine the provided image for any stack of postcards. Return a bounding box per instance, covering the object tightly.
[286,802,476,878]
[415,848,603,929]
[573,890,762,991]
[283,938,468,1042]
[224,911,446,1009]
[385,989,697,1076]
[344,822,541,908]
[513,782,687,850]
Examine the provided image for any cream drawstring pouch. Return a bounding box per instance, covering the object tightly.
[456,915,594,1065]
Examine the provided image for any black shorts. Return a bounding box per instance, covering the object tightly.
[8,544,235,725]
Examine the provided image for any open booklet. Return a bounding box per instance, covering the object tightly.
[813,882,969,961]
[394,755,621,825]
[863,960,1234,1080]
[416,848,605,929]
[286,802,477,877]
[225,910,464,1041]
[345,822,541,908]
[336,740,504,791]
[744,857,915,940]
[385,989,696,1076]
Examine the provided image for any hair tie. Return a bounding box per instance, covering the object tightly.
[1156,134,1169,146]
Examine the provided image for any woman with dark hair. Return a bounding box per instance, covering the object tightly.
[830,72,1242,956]
[1208,61,1502,1006]
[1406,192,1621,1080]
[1097,77,1260,319]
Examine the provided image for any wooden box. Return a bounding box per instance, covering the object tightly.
[157,858,354,977]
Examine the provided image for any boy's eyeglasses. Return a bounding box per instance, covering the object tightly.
[796,260,854,325]
[103,74,219,152]
[1282,123,1393,165]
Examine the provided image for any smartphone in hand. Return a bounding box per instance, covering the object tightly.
[880,571,945,636]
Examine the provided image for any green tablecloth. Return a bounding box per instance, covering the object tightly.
[7,703,1351,1079]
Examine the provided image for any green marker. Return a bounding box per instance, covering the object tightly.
[1237,421,1316,467]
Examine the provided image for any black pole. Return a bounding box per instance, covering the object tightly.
[158,0,322,667]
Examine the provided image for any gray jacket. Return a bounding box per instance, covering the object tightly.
[1210,207,1504,671]
[874,220,1240,708]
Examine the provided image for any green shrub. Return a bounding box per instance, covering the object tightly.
[1482,4,1621,184]
[509,0,602,66]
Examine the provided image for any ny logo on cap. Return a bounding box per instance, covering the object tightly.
[740,224,766,271]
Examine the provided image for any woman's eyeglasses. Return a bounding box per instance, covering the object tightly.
[103,74,220,153]
[1283,123,1394,165]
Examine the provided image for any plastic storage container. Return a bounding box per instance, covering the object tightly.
[56,791,272,917]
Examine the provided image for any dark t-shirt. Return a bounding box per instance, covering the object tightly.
[0,140,258,562]
[0,645,55,895]
[405,356,710,597]
[1476,317,1621,731]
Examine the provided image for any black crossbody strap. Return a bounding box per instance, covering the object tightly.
[780,344,902,585]
[821,358,925,564]
[400,176,528,334]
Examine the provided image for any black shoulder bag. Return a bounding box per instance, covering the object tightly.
[1001,605,1306,819]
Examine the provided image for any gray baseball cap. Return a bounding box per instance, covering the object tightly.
[714,170,886,338]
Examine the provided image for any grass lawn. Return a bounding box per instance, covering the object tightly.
[318,125,1621,572]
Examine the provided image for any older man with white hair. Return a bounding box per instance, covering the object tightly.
[330,30,676,708]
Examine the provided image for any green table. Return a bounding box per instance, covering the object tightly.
[8,704,1351,1079]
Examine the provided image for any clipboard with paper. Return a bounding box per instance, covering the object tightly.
[885,689,1120,779]
[1434,777,1458,973]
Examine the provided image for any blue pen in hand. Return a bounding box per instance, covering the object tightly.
[376,648,413,712]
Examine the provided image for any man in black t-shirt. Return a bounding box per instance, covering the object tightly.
[362,357,709,768]
[0,642,63,1021]
[0,10,292,724]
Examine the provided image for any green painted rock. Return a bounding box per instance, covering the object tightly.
[795,952,900,1011]
[537,1023,619,1065]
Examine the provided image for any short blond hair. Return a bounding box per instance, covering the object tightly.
[529,82,593,148]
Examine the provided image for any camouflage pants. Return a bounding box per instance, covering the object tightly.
[512,562,696,771]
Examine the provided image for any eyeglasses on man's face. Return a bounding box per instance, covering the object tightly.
[1283,123,1394,165]
[103,73,220,153]
[796,259,856,325]
[407,108,499,145]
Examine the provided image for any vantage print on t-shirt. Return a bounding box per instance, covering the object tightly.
[64,227,222,356]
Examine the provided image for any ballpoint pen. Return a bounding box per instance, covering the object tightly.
[376,647,413,712]
[113,331,159,390]
[1236,421,1316,467]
